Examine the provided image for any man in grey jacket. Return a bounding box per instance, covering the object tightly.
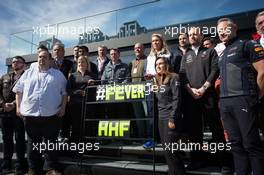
[101,48,129,84]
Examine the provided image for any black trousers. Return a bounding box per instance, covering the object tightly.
[159,119,185,175]
[1,114,26,165]
[183,93,225,162]
[61,104,71,138]
[183,92,225,142]
[24,116,60,172]
[220,96,264,175]
[69,102,83,142]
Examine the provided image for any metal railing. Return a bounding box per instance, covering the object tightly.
[78,79,157,174]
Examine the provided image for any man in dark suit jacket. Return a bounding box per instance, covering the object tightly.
[52,43,73,140]
[52,43,73,79]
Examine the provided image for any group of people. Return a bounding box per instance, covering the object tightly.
[0,11,264,175]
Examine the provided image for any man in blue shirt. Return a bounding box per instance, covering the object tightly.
[13,50,67,175]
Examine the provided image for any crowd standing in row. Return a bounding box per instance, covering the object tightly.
[1,11,264,175]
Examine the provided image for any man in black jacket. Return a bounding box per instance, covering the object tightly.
[171,33,189,74]
[0,56,27,175]
[255,11,264,137]
[52,43,73,141]
[52,43,73,79]
[218,17,264,175]
[180,27,225,170]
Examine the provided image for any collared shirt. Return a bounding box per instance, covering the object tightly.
[146,51,172,75]
[218,38,264,97]
[97,57,107,72]
[130,55,147,83]
[214,43,226,57]
[13,66,67,117]
[260,35,264,48]
[55,58,63,67]
[191,46,200,55]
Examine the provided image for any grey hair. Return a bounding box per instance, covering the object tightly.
[217,18,235,25]
[256,11,264,24]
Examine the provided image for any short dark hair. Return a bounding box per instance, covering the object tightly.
[110,48,120,54]
[13,56,25,63]
[178,32,188,38]
[53,42,65,51]
[202,37,214,44]
[79,45,89,53]
[73,45,79,49]
[98,45,107,50]
[37,44,48,51]
[217,18,235,25]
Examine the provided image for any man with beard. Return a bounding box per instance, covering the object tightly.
[0,56,27,175]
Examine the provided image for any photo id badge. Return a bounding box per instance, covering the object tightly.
[133,68,137,74]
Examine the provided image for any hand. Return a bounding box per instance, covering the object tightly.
[57,107,66,117]
[4,103,15,112]
[88,79,95,85]
[16,107,23,118]
[190,88,202,99]
[197,87,206,97]
[259,92,264,100]
[168,121,175,129]
[144,74,154,80]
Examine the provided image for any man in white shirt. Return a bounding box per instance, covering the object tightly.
[13,50,67,175]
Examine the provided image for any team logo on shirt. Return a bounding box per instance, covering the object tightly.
[201,51,207,58]
[227,52,236,57]
[254,44,264,58]
[186,55,193,63]
[228,46,238,52]
[218,55,223,61]
[255,47,263,52]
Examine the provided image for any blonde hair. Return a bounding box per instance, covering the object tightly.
[77,56,91,73]
[150,33,170,55]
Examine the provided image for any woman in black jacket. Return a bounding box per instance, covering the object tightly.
[67,56,97,142]
[154,57,185,175]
